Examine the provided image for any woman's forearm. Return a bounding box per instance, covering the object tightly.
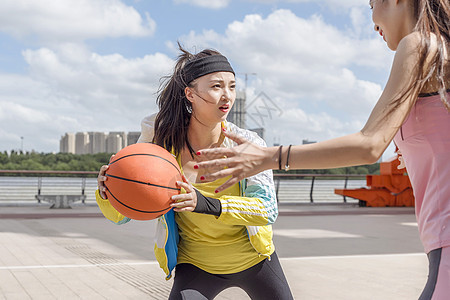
[266,132,384,171]
[195,129,389,192]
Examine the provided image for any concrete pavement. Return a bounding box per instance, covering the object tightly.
[0,203,426,299]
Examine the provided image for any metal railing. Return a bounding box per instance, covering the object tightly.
[0,170,98,203]
[273,173,366,203]
[0,170,367,204]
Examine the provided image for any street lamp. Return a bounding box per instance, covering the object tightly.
[238,72,257,99]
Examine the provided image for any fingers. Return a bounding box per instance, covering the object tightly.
[171,178,197,212]
[171,180,193,203]
[99,164,109,176]
[97,179,108,199]
[170,189,195,212]
[171,200,196,212]
[171,191,193,202]
[176,180,193,193]
[199,168,234,182]
[181,174,189,184]
[97,165,109,199]
[197,167,244,192]
[397,156,406,169]
[195,157,231,171]
[97,165,109,187]
[197,147,235,159]
[214,175,243,193]
[97,166,109,185]
[172,205,195,213]
[99,186,108,200]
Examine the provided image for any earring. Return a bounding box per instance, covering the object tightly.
[186,103,192,114]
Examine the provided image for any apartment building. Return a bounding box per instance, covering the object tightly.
[60,131,141,154]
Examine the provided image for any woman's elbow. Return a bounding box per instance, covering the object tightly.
[360,141,385,164]
[266,208,279,225]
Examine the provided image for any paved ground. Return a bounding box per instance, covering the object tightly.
[0,203,426,299]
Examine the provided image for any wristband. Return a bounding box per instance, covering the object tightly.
[285,144,292,171]
[278,145,283,170]
[194,189,222,216]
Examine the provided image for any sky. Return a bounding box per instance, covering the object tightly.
[0,0,397,159]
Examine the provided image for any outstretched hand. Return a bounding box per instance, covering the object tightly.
[195,129,271,193]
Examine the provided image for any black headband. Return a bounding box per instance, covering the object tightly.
[182,55,235,84]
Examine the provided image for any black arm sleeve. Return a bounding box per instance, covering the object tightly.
[193,189,222,217]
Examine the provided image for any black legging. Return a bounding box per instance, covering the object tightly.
[419,248,442,300]
[169,252,293,300]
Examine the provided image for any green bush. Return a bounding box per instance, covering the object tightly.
[0,151,114,172]
[0,151,379,175]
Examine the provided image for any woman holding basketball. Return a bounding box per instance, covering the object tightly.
[96,45,293,299]
[195,0,450,298]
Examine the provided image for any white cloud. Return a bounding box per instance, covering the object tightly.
[0,45,174,152]
[173,0,368,11]
[173,0,232,9]
[179,9,392,145]
[0,73,71,151]
[174,0,367,10]
[22,44,173,105]
[0,0,156,42]
[247,0,367,9]
[0,7,395,153]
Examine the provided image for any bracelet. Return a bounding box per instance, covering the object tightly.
[284,144,292,171]
[278,145,283,170]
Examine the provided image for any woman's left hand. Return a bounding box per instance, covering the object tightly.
[397,150,406,170]
[170,174,198,212]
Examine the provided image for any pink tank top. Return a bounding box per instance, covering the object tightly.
[393,92,450,253]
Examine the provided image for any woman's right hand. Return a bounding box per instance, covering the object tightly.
[98,155,115,199]
[97,164,109,200]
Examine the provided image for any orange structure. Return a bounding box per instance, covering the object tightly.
[335,156,415,207]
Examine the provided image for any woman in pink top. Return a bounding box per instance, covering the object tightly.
[195,0,450,299]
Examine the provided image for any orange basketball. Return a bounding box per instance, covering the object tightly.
[104,143,182,220]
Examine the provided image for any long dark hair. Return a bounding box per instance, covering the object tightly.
[391,0,450,113]
[152,43,222,157]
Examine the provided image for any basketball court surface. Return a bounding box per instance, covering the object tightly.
[0,204,426,299]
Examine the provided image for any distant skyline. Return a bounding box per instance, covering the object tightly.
[0,0,396,158]
[60,131,140,154]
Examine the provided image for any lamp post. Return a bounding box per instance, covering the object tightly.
[239,72,257,100]
[21,136,24,153]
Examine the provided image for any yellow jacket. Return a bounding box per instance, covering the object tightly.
[96,114,278,279]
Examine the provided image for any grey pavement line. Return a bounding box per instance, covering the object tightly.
[278,210,415,216]
[0,213,104,219]
[0,206,415,219]
[0,261,158,270]
[25,220,171,299]
[1,252,425,271]
[279,252,425,261]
